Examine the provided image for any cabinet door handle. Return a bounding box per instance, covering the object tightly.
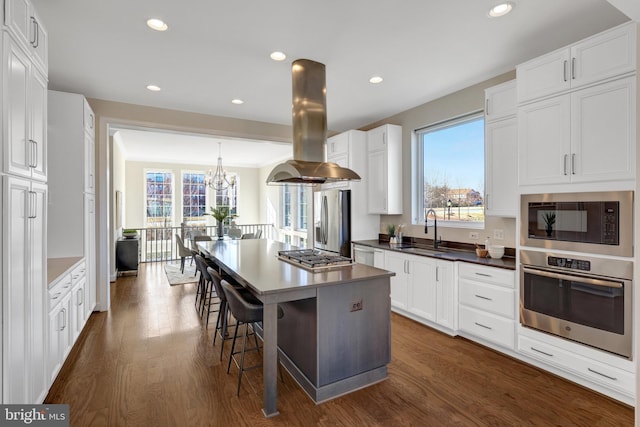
[382,133,386,145]
[563,60,568,82]
[29,140,38,168]
[475,272,492,278]
[563,154,568,175]
[587,367,617,381]
[485,99,490,115]
[28,191,37,219]
[571,57,576,80]
[475,294,492,301]
[51,292,61,301]
[531,346,554,357]
[474,322,492,330]
[435,266,439,282]
[61,308,67,331]
[90,114,95,129]
[571,153,576,175]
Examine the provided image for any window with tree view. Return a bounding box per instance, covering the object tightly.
[417,113,484,225]
[145,171,174,228]
[182,172,206,225]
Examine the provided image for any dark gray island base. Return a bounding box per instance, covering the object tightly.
[197,239,393,417]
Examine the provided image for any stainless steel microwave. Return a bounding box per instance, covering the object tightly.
[520,191,633,257]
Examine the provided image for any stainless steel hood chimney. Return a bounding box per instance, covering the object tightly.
[266,59,361,184]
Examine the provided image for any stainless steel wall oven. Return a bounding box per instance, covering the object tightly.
[520,191,633,257]
[520,250,632,359]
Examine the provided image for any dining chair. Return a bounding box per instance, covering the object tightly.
[175,234,194,274]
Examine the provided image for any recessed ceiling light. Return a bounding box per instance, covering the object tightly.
[270,51,287,61]
[146,85,161,91]
[488,2,514,18]
[146,18,168,31]
[231,99,244,105]
[369,76,383,84]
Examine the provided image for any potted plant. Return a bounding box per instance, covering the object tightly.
[543,212,556,237]
[387,224,397,244]
[208,206,230,239]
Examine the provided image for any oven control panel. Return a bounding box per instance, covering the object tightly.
[547,256,591,271]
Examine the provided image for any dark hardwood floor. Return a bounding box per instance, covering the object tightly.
[45,262,634,426]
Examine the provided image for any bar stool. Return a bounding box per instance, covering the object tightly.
[195,255,219,322]
[221,282,283,396]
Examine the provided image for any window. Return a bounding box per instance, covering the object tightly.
[145,171,174,228]
[182,172,207,225]
[213,175,238,225]
[281,184,310,247]
[416,112,484,226]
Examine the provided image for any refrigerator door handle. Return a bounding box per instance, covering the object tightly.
[323,196,329,244]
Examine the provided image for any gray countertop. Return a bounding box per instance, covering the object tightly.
[353,240,516,270]
[197,239,395,296]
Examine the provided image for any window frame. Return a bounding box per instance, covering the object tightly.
[181,170,208,225]
[143,169,175,228]
[413,110,485,230]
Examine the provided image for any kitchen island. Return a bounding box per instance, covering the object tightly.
[197,239,394,418]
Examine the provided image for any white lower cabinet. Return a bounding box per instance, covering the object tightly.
[47,279,71,385]
[385,250,455,333]
[518,334,634,400]
[457,263,515,350]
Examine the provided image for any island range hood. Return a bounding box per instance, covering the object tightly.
[266,59,361,184]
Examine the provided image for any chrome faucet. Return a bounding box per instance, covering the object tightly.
[425,208,441,249]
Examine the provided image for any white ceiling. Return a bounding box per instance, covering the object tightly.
[32,0,630,164]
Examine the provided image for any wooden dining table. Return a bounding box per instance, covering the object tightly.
[197,239,393,418]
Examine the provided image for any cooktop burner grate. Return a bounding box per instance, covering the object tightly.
[278,249,353,269]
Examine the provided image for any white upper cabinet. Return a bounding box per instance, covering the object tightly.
[366,124,402,214]
[3,33,47,182]
[485,79,517,123]
[3,0,47,74]
[517,22,636,104]
[519,76,635,186]
[484,81,517,217]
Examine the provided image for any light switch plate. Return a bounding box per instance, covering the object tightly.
[469,232,479,239]
[493,229,504,240]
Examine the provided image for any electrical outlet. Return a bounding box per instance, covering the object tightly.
[350,299,363,312]
[469,232,479,240]
[494,229,504,240]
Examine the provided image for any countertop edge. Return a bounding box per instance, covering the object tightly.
[47,256,85,286]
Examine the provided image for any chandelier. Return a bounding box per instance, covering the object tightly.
[204,142,236,191]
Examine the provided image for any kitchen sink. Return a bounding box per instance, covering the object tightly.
[395,246,450,256]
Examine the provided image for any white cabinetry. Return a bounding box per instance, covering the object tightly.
[3,33,47,182]
[2,176,47,403]
[47,273,72,385]
[517,22,636,187]
[458,263,515,350]
[518,76,635,186]
[3,0,47,75]
[518,331,634,403]
[1,0,48,404]
[385,250,456,333]
[324,130,379,241]
[484,80,517,217]
[367,124,402,214]
[48,90,97,314]
[517,22,636,103]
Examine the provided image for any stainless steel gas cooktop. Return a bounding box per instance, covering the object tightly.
[278,249,352,270]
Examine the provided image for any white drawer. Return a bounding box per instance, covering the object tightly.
[459,278,515,319]
[48,274,72,312]
[70,261,86,285]
[519,335,634,396]
[459,305,515,349]
[458,263,515,289]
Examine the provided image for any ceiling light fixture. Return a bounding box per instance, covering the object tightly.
[270,51,287,61]
[369,76,383,84]
[488,2,514,18]
[231,99,244,105]
[146,84,161,91]
[205,142,236,191]
[146,18,168,31]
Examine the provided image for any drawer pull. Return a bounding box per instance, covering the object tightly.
[51,292,61,300]
[475,272,492,277]
[474,322,492,330]
[587,368,617,381]
[475,294,492,301]
[531,346,554,357]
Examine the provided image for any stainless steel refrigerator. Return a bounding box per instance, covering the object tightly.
[314,189,351,257]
